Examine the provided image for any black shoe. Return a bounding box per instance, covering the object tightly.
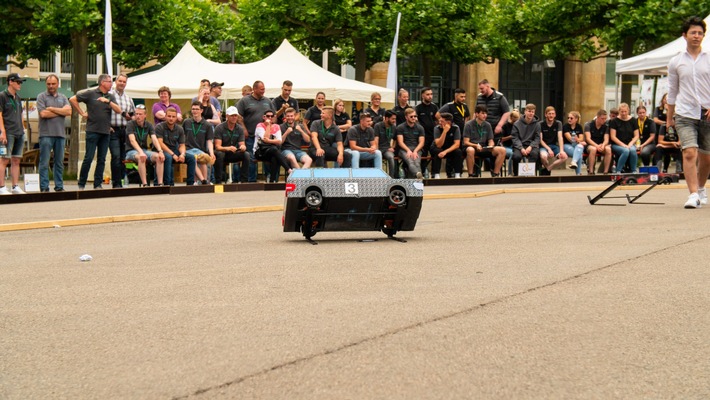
[55,188,65,192]
[41,188,50,193]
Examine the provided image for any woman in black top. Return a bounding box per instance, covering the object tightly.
[610,103,640,173]
[653,93,668,134]
[563,111,585,175]
[304,91,326,129]
[333,99,352,134]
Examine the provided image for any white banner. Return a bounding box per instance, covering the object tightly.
[105,0,113,76]
[386,13,402,92]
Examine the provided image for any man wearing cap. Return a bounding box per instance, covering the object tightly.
[272,80,299,125]
[37,74,72,192]
[0,73,28,194]
[209,81,224,115]
[70,73,122,190]
[214,106,249,183]
[236,80,272,182]
[109,73,135,188]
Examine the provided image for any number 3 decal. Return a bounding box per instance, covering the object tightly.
[344,182,359,195]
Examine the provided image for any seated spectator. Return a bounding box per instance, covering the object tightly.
[363,92,386,124]
[334,99,352,133]
[636,105,657,166]
[304,92,326,128]
[191,79,211,102]
[610,103,639,173]
[539,106,568,172]
[563,111,586,175]
[155,107,196,185]
[280,108,312,170]
[125,104,164,186]
[462,105,506,177]
[214,106,250,184]
[152,86,182,124]
[253,110,293,182]
[199,87,221,126]
[430,113,463,179]
[511,103,541,176]
[308,106,352,168]
[396,108,425,178]
[183,101,215,185]
[241,85,252,97]
[584,109,612,174]
[655,124,683,173]
[373,110,398,178]
[346,113,382,169]
[496,109,518,161]
[653,93,668,134]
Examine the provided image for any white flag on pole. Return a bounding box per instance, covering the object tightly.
[386,13,402,91]
[105,0,113,76]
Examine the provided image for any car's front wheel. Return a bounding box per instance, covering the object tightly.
[388,188,406,206]
[305,189,323,208]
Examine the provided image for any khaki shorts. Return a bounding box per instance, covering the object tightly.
[676,115,710,154]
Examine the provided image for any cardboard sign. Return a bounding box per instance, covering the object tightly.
[24,173,40,192]
[518,162,536,177]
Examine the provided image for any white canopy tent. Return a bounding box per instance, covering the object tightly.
[616,14,710,75]
[124,40,395,103]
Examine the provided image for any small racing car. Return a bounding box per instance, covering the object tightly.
[282,168,424,242]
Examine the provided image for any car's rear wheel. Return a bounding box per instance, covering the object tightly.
[388,188,406,206]
[305,189,323,208]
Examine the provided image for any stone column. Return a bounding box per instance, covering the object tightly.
[564,56,606,122]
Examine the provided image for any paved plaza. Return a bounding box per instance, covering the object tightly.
[1,182,708,399]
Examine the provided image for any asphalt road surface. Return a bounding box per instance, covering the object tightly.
[1,184,708,399]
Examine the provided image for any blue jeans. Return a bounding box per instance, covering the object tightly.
[611,144,637,173]
[162,146,196,185]
[347,149,382,169]
[563,143,584,175]
[39,136,65,191]
[79,131,110,188]
[245,136,257,182]
[109,127,126,188]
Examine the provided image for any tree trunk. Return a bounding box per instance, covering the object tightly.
[620,36,636,105]
[68,32,89,176]
[422,55,432,87]
[353,38,367,82]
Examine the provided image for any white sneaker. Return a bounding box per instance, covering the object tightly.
[698,188,708,205]
[11,185,25,194]
[433,174,441,179]
[454,173,461,178]
[0,187,10,195]
[684,193,701,209]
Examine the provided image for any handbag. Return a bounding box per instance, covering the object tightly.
[254,139,275,160]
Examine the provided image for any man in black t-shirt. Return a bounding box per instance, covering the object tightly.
[272,80,299,125]
[396,108,425,178]
[438,88,471,134]
[125,105,164,186]
[69,74,122,190]
[280,107,312,169]
[214,106,250,183]
[584,109,612,174]
[415,87,439,177]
